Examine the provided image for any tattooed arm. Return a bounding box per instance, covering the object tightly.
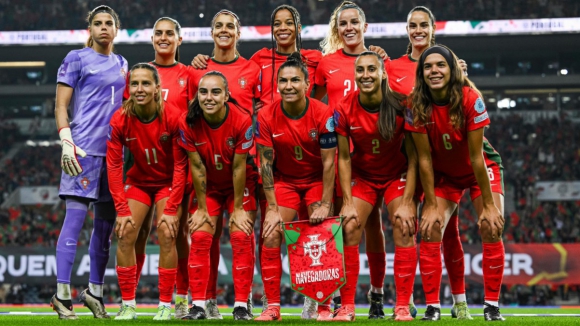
[187,150,214,233]
[258,143,282,238]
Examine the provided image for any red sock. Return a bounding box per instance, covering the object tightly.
[443,214,466,295]
[135,254,146,285]
[158,267,177,303]
[117,265,137,301]
[482,241,505,302]
[367,251,386,289]
[261,246,281,305]
[205,235,220,300]
[250,231,256,276]
[176,258,189,296]
[188,231,213,301]
[340,245,360,305]
[394,246,417,306]
[419,242,442,305]
[231,231,254,303]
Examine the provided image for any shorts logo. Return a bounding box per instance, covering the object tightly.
[238,77,247,89]
[245,126,253,140]
[474,112,489,124]
[124,185,131,192]
[178,78,186,87]
[309,129,318,141]
[474,97,486,113]
[159,132,170,143]
[227,137,235,149]
[325,116,335,132]
[80,177,90,190]
[351,179,357,187]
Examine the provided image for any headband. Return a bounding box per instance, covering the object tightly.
[421,45,455,70]
[212,10,241,27]
[88,5,116,25]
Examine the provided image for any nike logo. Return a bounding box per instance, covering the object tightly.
[103,247,110,252]
[350,126,362,130]
[490,265,503,269]
[264,276,275,281]
[89,69,100,74]
[126,137,137,142]
[189,264,203,268]
[65,241,76,246]
[396,76,407,82]
[195,142,207,146]
[421,271,435,275]
[452,258,463,263]
[262,64,272,69]
[490,183,497,186]
[273,133,284,138]
[236,266,250,270]
[329,69,340,74]
[398,273,412,278]
[398,186,406,190]
[243,200,251,205]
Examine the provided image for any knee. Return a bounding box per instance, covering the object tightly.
[343,226,362,246]
[117,236,136,252]
[157,226,176,250]
[479,222,501,243]
[263,230,281,248]
[424,226,442,243]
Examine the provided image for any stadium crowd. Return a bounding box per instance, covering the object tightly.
[0,0,578,31]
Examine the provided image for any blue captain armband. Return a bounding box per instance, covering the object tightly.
[319,132,337,149]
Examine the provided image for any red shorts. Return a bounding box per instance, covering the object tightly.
[275,180,323,211]
[125,184,171,207]
[434,163,504,204]
[189,178,257,216]
[351,171,409,206]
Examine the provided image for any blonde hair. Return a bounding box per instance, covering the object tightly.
[122,63,164,119]
[320,1,366,55]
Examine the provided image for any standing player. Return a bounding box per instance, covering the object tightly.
[314,1,389,318]
[334,51,419,322]
[52,5,127,320]
[178,71,257,321]
[255,53,337,322]
[108,63,187,320]
[406,45,505,321]
[123,17,195,320]
[386,6,471,319]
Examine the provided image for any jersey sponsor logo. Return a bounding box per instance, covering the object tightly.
[329,69,340,74]
[194,142,207,146]
[309,128,318,141]
[178,77,186,88]
[80,177,90,190]
[159,132,170,143]
[65,241,76,246]
[238,77,247,89]
[242,140,253,150]
[396,76,407,83]
[245,126,253,140]
[398,186,406,190]
[124,185,131,192]
[350,126,362,130]
[474,112,489,124]
[474,97,486,113]
[262,64,272,69]
[226,137,235,149]
[325,116,335,132]
[273,133,284,138]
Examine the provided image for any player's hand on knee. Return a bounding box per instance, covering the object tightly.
[477,204,504,240]
[158,214,179,238]
[262,209,282,239]
[59,127,87,176]
[419,205,443,241]
[394,202,416,237]
[340,202,360,228]
[189,209,213,234]
[230,208,253,236]
[115,215,136,239]
[309,201,331,224]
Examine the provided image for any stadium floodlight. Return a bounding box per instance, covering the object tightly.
[560,69,568,75]
[0,61,46,68]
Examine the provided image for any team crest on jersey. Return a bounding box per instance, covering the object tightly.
[80,177,90,190]
[159,132,170,143]
[178,78,186,88]
[309,128,318,141]
[227,137,235,149]
[238,77,247,89]
[120,68,126,78]
[474,97,486,113]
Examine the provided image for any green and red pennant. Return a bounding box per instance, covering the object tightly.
[283,217,346,303]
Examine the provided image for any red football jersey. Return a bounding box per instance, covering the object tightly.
[189,56,260,115]
[178,102,254,191]
[250,48,322,106]
[314,49,360,109]
[386,54,418,95]
[334,91,407,182]
[256,97,335,184]
[123,62,196,114]
[405,86,492,178]
[107,108,187,216]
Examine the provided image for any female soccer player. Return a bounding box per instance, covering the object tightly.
[335,51,418,322]
[386,6,471,320]
[124,17,194,320]
[255,53,337,322]
[52,5,127,320]
[406,45,505,321]
[314,1,388,318]
[178,71,257,321]
[108,63,187,320]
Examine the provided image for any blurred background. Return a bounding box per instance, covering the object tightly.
[1,0,579,307]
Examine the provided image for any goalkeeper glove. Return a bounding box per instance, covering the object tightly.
[59,127,87,176]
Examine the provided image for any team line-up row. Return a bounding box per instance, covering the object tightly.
[50,1,506,322]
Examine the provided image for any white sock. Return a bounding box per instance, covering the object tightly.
[89,283,103,298]
[371,285,384,294]
[428,304,441,309]
[123,299,136,308]
[409,294,414,305]
[176,294,187,301]
[57,283,71,300]
[485,301,499,308]
[192,300,205,308]
[452,293,466,304]
[159,301,171,308]
[234,301,246,308]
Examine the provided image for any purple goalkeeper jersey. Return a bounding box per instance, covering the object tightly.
[57,47,128,156]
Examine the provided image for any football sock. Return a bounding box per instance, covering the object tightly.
[483,241,505,302]
[89,202,115,287]
[158,267,177,303]
[367,251,386,293]
[442,214,466,295]
[56,198,88,284]
[88,283,103,298]
[57,283,72,301]
[341,245,360,305]
[261,246,282,305]
[420,242,442,306]
[176,258,189,296]
[135,254,146,284]
[189,231,213,302]
[117,265,137,301]
[394,245,417,307]
[231,231,254,304]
